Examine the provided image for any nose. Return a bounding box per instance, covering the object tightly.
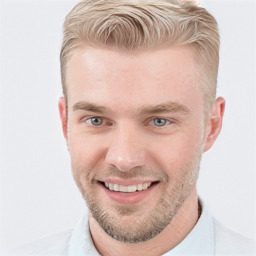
[105,123,146,172]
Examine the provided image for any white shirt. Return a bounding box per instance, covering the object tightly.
[4,200,256,255]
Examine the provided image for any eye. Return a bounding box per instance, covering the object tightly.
[85,117,104,126]
[150,118,170,127]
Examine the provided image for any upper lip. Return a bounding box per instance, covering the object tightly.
[98,177,158,186]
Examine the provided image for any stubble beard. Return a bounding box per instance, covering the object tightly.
[72,152,202,244]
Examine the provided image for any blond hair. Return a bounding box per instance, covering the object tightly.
[60,0,220,111]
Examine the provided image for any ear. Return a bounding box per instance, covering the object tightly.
[58,97,68,140]
[203,97,225,152]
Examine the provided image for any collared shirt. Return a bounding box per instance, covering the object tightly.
[4,200,256,256]
[67,200,255,256]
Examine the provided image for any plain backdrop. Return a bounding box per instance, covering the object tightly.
[0,0,255,251]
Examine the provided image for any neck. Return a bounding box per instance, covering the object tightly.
[89,188,199,256]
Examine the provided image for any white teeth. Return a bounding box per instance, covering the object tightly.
[143,183,150,190]
[127,185,137,193]
[137,184,143,191]
[104,182,152,193]
[113,184,119,191]
[119,185,128,192]
[109,183,114,190]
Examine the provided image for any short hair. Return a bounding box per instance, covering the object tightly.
[60,0,220,112]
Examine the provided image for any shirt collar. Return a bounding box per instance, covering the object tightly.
[67,212,100,256]
[68,198,214,256]
[163,199,215,256]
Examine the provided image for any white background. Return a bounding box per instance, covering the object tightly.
[0,0,255,251]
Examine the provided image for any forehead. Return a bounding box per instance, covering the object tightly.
[65,46,203,113]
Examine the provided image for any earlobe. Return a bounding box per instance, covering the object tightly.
[58,97,68,140]
[203,97,225,152]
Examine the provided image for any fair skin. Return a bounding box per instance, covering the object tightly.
[59,46,225,256]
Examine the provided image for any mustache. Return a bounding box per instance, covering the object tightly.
[88,166,169,183]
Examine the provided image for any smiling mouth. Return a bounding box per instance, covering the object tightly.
[99,181,159,193]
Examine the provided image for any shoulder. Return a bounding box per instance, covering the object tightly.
[213,218,256,255]
[3,229,72,256]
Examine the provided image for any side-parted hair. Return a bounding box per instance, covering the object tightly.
[60,0,220,112]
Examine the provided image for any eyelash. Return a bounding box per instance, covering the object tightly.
[82,116,174,128]
[84,116,112,127]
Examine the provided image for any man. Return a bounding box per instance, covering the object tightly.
[5,0,255,255]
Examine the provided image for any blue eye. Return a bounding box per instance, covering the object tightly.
[86,117,103,126]
[151,118,170,127]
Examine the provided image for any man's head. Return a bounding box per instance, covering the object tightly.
[59,0,225,244]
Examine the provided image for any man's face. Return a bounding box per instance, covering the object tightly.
[62,46,208,243]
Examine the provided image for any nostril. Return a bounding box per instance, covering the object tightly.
[105,153,146,172]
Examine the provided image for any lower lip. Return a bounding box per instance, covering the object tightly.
[99,183,158,205]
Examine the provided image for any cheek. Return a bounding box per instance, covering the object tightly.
[149,130,203,175]
[68,130,110,188]
[69,140,97,194]
[68,129,103,165]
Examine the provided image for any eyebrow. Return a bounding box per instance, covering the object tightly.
[72,101,190,115]
[139,102,190,115]
[72,102,108,114]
